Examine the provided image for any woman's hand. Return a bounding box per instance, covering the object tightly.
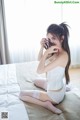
[40,38,48,48]
[44,46,59,56]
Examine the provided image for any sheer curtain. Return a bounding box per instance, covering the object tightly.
[4,0,62,63]
[62,4,80,67]
[4,0,80,66]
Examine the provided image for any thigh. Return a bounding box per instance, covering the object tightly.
[39,91,57,104]
[34,78,47,90]
[20,90,56,104]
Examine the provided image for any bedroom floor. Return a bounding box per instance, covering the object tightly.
[69,68,80,88]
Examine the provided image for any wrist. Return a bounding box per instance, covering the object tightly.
[44,51,48,58]
[40,47,44,52]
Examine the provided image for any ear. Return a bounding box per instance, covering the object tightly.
[61,35,64,43]
[62,35,64,40]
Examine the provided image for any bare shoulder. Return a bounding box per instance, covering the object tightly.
[63,51,68,59]
[60,51,68,67]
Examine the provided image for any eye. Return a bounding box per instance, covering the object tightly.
[52,37,56,40]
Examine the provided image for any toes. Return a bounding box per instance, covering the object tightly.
[55,109,62,114]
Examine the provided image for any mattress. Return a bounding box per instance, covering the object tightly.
[0,64,29,120]
[0,61,80,120]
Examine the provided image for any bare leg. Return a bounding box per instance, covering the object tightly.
[33,79,47,90]
[19,90,62,114]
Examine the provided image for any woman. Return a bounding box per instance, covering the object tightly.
[19,22,71,114]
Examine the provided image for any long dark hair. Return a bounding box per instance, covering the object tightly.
[47,22,71,84]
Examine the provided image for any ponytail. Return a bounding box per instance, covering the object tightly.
[59,22,71,84]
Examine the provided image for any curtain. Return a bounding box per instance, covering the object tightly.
[3,0,80,66]
[62,4,80,67]
[0,0,10,64]
[4,0,62,63]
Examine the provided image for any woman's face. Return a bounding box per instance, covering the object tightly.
[47,33,63,48]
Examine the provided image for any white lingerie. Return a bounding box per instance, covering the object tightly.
[33,65,66,104]
[47,66,66,104]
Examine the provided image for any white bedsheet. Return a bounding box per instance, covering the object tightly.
[0,64,29,120]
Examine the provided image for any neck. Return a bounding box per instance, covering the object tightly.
[58,46,64,54]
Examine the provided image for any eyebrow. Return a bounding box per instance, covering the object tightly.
[52,36,56,39]
[52,34,56,37]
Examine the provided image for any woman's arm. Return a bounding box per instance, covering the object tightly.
[37,46,59,74]
[38,38,48,61]
[37,51,47,73]
[37,46,68,74]
[38,47,44,61]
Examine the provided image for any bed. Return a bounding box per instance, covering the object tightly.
[0,64,29,120]
[0,61,80,120]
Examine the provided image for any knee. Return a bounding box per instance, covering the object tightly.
[19,91,24,100]
[33,80,38,86]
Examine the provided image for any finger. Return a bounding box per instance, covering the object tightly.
[44,44,48,49]
[42,38,46,41]
[54,46,60,50]
[41,40,46,44]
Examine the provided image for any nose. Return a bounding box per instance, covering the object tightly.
[49,40,54,44]
[49,39,53,43]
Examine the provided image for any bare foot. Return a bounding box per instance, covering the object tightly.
[44,101,62,114]
[66,85,71,92]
